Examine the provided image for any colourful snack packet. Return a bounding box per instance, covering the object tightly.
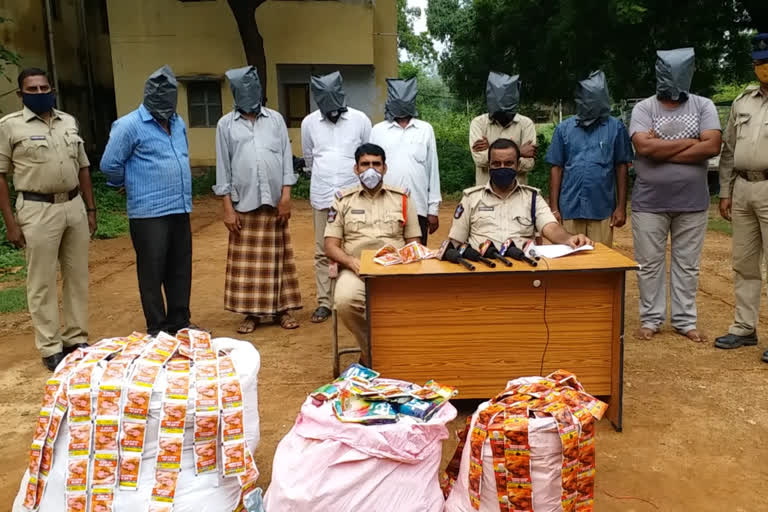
[337,363,379,382]
[28,442,43,476]
[222,441,246,477]
[68,391,91,419]
[66,458,89,491]
[66,493,87,512]
[194,439,218,474]
[68,422,92,456]
[32,414,50,443]
[96,386,122,417]
[156,436,183,469]
[194,413,219,442]
[220,378,243,409]
[151,469,180,502]
[160,402,187,433]
[123,387,151,419]
[94,420,119,452]
[222,408,244,442]
[310,383,339,402]
[131,361,162,388]
[91,454,118,487]
[118,454,141,490]
[189,330,212,351]
[165,373,191,401]
[120,421,147,452]
[195,380,219,412]
[218,355,237,379]
[89,489,115,512]
[39,443,54,476]
[195,360,218,380]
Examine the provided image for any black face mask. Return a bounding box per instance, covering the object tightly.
[491,111,516,126]
[326,110,342,124]
[22,92,56,115]
[490,167,518,189]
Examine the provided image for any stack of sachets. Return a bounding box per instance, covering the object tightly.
[310,364,457,424]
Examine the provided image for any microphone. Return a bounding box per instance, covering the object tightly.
[502,238,537,267]
[437,240,475,271]
[479,240,513,267]
[458,243,497,268]
[522,240,541,261]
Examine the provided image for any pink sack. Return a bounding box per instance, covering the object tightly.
[264,397,457,512]
[443,401,565,512]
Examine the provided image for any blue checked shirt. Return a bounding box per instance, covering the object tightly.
[545,116,633,220]
[100,104,193,219]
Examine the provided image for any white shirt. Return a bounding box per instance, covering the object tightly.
[301,107,372,210]
[213,108,296,212]
[370,118,441,217]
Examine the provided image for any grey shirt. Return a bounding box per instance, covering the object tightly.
[213,107,297,212]
[629,94,720,213]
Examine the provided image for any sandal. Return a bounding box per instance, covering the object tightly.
[311,306,332,323]
[277,312,299,330]
[237,315,260,334]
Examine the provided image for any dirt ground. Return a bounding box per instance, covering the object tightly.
[1,197,767,511]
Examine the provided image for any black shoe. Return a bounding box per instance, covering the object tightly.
[714,332,758,349]
[42,352,64,372]
[63,343,89,355]
[762,349,768,363]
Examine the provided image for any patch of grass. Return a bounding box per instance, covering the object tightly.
[0,285,27,313]
[708,215,733,235]
[292,173,310,200]
[191,167,217,197]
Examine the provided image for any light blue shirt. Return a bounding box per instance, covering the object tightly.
[100,104,193,219]
[546,116,633,220]
[213,108,296,212]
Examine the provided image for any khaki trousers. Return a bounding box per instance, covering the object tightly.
[563,218,613,247]
[16,195,90,357]
[312,208,332,308]
[729,177,768,336]
[334,269,367,360]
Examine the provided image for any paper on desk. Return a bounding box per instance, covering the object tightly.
[531,244,594,259]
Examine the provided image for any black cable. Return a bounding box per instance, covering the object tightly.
[539,258,551,376]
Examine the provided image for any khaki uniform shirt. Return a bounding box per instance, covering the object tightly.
[0,107,89,194]
[449,182,558,249]
[720,85,768,197]
[469,113,537,185]
[324,184,422,258]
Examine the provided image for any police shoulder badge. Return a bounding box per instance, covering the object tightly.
[327,207,338,223]
[454,204,464,219]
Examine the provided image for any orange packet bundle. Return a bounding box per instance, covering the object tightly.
[195,380,219,412]
[151,469,180,502]
[220,378,243,409]
[123,387,151,419]
[101,361,128,384]
[196,360,218,380]
[89,488,115,512]
[47,392,67,444]
[94,420,119,452]
[91,454,118,487]
[28,442,43,476]
[68,390,91,420]
[33,412,51,443]
[165,372,190,401]
[22,475,39,509]
[194,439,218,474]
[39,443,54,476]
[120,420,147,452]
[194,413,218,442]
[68,422,92,457]
[96,386,121,417]
[156,436,183,470]
[66,493,87,512]
[81,350,113,365]
[398,241,422,264]
[131,361,162,388]
[69,365,96,391]
[238,447,261,496]
[66,457,89,492]
[175,329,192,359]
[41,379,61,410]
[222,440,246,477]
[222,408,244,442]
[160,402,187,433]
[118,454,141,490]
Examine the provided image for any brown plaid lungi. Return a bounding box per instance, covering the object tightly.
[224,207,302,316]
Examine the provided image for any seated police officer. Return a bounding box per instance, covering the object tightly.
[324,143,422,361]
[450,138,592,250]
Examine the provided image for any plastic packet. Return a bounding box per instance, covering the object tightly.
[220,378,244,409]
[66,457,89,492]
[194,413,218,442]
[160,402,187,434]
[123,387,151,419]
[68,422,92,457]
[150,469,179,502]
[66,493,87,512]
[156,436,183,470]
[89,489,114,512]
[118,454,141,490]
[96,386,121,417]
[119,420,146,453]
[222,408,244,442]
[194,439,218,474]
[130,361,162,388]
[94,420,119,452]
[91,453,118,487]
[223,440,246,477]
[337,363,379,382]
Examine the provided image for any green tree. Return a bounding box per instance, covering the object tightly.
[427,0,759,103]
[0,18,21,83]
[398,0,436,62]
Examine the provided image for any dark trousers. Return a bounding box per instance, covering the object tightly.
[418,215,428,245]
[129,214,192,335]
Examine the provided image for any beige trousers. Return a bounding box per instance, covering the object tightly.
[16,195,90,357]
[312,208,332,309]
[729,177,768,336]
[563,218,613,247]
[334,269,367,360]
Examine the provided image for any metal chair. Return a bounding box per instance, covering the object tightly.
[329,261,362,377]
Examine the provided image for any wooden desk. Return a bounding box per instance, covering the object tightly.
[360,243,638,431]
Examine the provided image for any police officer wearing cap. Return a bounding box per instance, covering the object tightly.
[0,68,97,371]
[324,143,421,362]
[450,138,592,250]
[715,33,768,363]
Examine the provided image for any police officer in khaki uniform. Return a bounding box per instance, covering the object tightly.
[0,68,97,371]
[715,33,768,363]
[450,138,592,250]
[324,143,422,361]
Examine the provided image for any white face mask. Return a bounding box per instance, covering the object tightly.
[359,167,383,190]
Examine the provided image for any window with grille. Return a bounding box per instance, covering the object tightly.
[187,81,222,128]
